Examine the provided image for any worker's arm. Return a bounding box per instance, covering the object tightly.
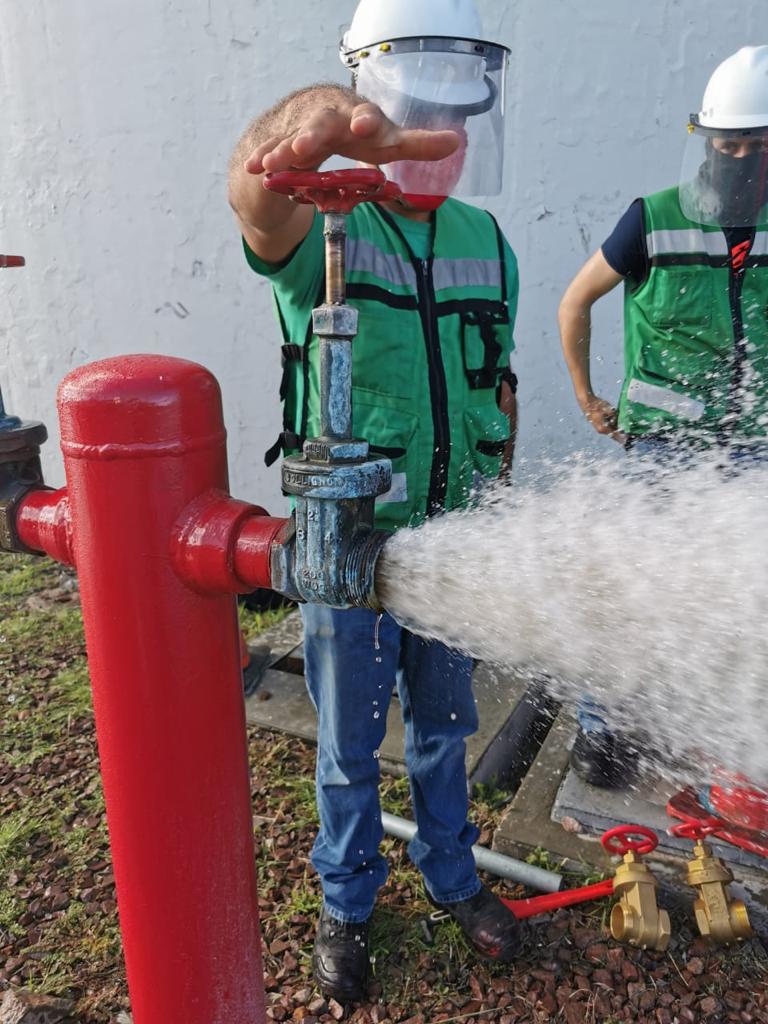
[558,249,624,437]
[499,375,517,479]
[228,84,460,265]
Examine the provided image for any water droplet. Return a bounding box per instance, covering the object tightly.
[373,711,380,719]
[375,655,382,663]
[373,749,381,759]
[450,712,457,720]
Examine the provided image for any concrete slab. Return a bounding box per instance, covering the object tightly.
[554,763,767,872]
[244,612,553,787]
[493,708,768,922]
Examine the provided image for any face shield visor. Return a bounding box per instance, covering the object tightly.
[342,36,509,202]
[679,119,768,227]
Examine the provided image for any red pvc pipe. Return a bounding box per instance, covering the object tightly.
[502,878,615,920]
[56,354,266,1024]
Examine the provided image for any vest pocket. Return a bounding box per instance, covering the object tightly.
[351,309,419,400]
[463,404,511,481]
[646,268,714,328]
[352,396,419,514]
[460,308,509,389]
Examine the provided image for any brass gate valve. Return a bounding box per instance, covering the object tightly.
[671,821,753,944]
[602,825,671,951]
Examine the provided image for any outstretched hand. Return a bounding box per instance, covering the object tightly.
[244,102,461,175]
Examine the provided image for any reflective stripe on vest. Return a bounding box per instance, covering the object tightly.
[626,379,706,421]
[646,229,728,258]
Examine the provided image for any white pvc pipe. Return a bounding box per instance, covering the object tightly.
[381,811,563,893]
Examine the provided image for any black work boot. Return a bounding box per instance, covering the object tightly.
[312,906,370,1003]
[429,883,522,962]
[570,726,637,789]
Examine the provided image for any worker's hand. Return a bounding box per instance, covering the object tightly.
[244,102,461,176]
[579,393,621,438]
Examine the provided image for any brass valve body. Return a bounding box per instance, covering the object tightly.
[686,840,753,945]
[610,852,671,951]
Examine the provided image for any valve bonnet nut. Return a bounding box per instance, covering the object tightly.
[312,305,359,338]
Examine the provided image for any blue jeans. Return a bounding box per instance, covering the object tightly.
[301,604,480,923]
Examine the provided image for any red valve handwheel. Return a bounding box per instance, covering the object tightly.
[666,788,768,858]
[263,169,402,213]
[601,824,658,857]
[0,255,25,268]
[669,820,719,841]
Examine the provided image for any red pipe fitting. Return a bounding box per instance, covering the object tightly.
[172,489,288,594]
[15,487,74,565]
[55,354,267,1024]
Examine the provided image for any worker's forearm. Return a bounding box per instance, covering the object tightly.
[228,83,358,234]
[559,302,595,405]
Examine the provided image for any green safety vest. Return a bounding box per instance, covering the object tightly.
[619,186,768,439]
[275,199,515,531]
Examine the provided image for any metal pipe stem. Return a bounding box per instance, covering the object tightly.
[319,212,353,440]
[381,811,563,893]
[319,339,352,439]
[324,213,347,305]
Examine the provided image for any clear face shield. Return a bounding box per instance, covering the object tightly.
[679,120,768,227]
[342,37,509,203]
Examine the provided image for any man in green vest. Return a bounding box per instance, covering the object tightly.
[558,45,768,788]
[228,0,521,1002]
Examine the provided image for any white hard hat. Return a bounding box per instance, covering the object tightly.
[693,45,768,131]
[342,0,483,54]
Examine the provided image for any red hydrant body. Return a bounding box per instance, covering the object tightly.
[30,355,273,1024]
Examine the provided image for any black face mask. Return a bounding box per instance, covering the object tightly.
[701,145,768,225]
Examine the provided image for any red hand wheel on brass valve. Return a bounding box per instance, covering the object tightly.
[263,167,401,213]
[601,824,659,857]
[497,826,659,921]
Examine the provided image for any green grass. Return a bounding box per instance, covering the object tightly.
[238,602,293,640]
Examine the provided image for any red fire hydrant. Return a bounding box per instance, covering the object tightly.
[12,355,289,1024]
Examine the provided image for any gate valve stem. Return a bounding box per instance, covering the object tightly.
[261,170,399,608]
[670,821,753,944]
[602,825,671,951]
[264,169,401,309]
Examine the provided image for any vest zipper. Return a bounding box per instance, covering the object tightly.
[373,205,451,516]
[723,232,754,435]
[416,256,451,513]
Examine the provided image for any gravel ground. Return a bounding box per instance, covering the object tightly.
[1,552,767,1023]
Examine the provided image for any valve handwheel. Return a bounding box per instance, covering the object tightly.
[264,168,402,213]
[670,820,719,841]
[601,824,659,857]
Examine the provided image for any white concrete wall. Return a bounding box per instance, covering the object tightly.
[0,1,765,504]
